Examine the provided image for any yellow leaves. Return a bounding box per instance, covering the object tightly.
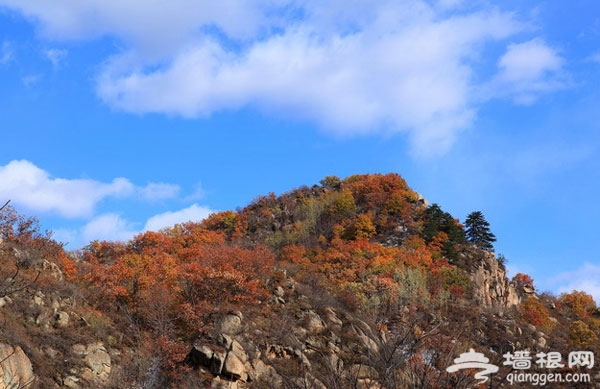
[384,192,410,217]
[569,320,598,347]
[325,189,357,218]
[560,290,596,318]
[344,212,376,240]
[370,251,395,271]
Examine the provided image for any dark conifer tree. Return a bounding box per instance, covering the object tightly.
[464,211,496,251]
[422,204,466,261]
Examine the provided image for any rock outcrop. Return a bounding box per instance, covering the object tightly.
[69,343,112,385]
[0,344,35,389]
[468,248,521,309]
[184,282,390,388]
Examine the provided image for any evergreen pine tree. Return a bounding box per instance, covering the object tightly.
[464,211,496,251]
[422,204,466,261]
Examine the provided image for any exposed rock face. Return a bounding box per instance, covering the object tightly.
[188,344,214,367]
[304,311,326,333]
[84,343,112,381]
[219,312,243,335]
[186,303,388,387]
[41,258,64,281]
[0,344,35,389]
[70,342,112,384]
[54,310,70,328]
[469,248,521,309]
[223,353,246,381]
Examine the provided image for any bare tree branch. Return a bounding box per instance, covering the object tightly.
[0,200,10,212]
[0,264,40,298]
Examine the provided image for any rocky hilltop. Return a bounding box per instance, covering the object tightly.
[0,174,598,388]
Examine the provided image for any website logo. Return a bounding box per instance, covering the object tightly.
[447,348,594,386]
[446,348,499,384]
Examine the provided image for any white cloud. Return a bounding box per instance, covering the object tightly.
[0,41,14,64]
[499,39,562,81]
[144,204,214,231]
[81,213,139,243]
[184,182,206,201]
[61,204,214,247]
[589,52,600,63]
[44,48,67,68]
[550,263,600,305]
[138,182,180,201]
[22,74,42,87]
[2,1,569,154]
[0,160,133,217]
[0,0,278,58]
[0,160,178,218]
[0,160,207,246]
[96,6,518,154]
[435,0,465,11]
[490,38,566,104]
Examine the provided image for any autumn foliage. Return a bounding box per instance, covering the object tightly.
[520,297,554,331]
[84,227,273,318]
[79,224,275,377]
[73,174,476,372]
[560,290,596,318]
[513,272,534,288]
[5,173,598,388]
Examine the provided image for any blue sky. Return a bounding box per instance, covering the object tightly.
[1,1,600,301]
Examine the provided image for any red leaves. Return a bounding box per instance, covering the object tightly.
[520,298,554,330]
[512,272,534,288]
[179,244,274,305]
[280,244,309,265]
[398,236,433,267]
[83,227,274,328]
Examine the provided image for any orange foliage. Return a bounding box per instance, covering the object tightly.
[285,236,426,287]
[426,232,451,265]
[83,240,128,264]
[513,273,534,288]
[280,244,309,265]
[398,236,433,267]
[55,252,78,280]
[560,291,596,318]
[344,173,410,208]
[83,228,275,336]
[520,298,554,330]
[202,211,247,238]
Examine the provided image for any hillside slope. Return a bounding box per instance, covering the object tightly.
[0,174,599,388]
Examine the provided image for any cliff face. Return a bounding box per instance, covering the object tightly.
[467,248,522,309]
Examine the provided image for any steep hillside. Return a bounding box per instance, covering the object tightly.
[0,174,599,388]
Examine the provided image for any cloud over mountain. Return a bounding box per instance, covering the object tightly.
[1,1,568,154]
[0,160,179,218]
